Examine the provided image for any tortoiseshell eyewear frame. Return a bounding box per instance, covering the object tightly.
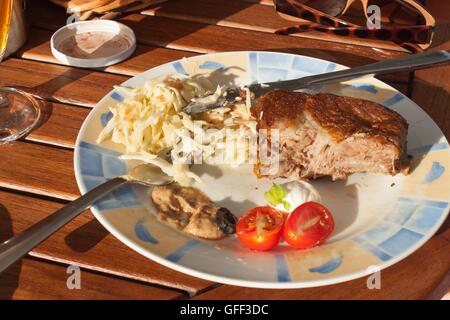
[273,0,436,52]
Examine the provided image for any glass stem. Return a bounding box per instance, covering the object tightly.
[0,92,9,108]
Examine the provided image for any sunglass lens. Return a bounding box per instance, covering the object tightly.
[299,0,347,17]
[368,0,426,26]
[274,0,347,18]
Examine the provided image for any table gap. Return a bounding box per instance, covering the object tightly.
[0,186,69,205]
[19,137,75,152]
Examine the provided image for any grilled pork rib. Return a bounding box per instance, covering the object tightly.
[252,90,411,180]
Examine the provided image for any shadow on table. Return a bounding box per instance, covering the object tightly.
[64,217,109,253]
[10,67,93,141]
[28,99,54,138]
[0,204,22,300]
[429,23,450,49]
[436,215,450,238]
[410,76,450,140]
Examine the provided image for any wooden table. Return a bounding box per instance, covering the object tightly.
[0,0,448,300]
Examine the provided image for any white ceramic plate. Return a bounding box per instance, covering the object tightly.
[74,51,450,288]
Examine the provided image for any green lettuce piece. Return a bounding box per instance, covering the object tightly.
[264,183,291,211]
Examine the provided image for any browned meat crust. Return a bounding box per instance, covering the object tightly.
[252,90,411,180]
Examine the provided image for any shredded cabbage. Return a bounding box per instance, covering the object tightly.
[97,74,256,185]
[97,77,206,154]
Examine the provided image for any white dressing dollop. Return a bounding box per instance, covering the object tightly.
[273,181,321,213]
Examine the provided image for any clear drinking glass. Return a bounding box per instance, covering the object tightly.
[0,0,40,144]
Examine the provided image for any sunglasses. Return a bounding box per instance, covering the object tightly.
[273,0,436,52]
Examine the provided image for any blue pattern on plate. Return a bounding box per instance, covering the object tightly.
[248,52,330,85]
[398,196,449,209]
[404,206,444,235]
[351,84,378,94]
[259,52,294,70]
[409,142,450,154]
[79,141,122,177]
[291,56,327,74]
[249,52,258,83]
[110,92,124,102]
[383,93,404,107]
[355,196,448,260]
[172,61,188,75]
[275,253,291,282]
[385,200,418,225]
[100,111,113,128]
[79,141,122,156]
[353,237,392,261]
[423,162,445,183]
[79,146,104,177]
[199,61,227,71]
[166,240,200,263]
[78,141,139,211]
[82,177,114,197]
[83,176,139,210]
[111,185,140,207]
[325,63,337,72]
[287,70,311,80]
[309,255,343,274]
[135,220,159,244]
[257,68,288,83]
[103,156,127,178]
[378,228,423,256]
[358,222,401,245]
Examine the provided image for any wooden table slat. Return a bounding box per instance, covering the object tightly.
[0,189,213,295]
[0,58,127,108]
[28,101,89,149]
[0,258,183,300]
[0,141,78,200]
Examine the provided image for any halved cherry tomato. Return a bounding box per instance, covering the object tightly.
[236,206,285,251]
[284,201,335,249]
